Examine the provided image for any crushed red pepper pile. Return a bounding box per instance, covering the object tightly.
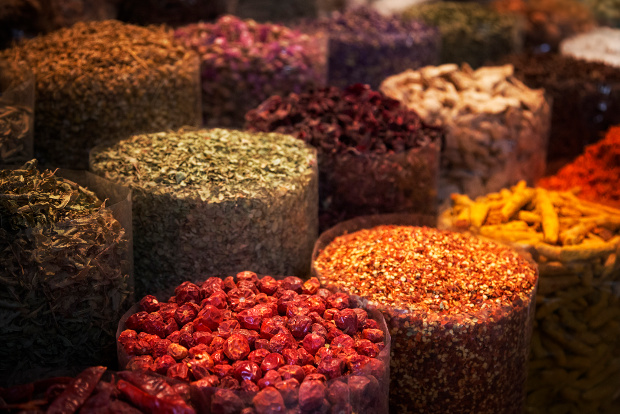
[314,225,538,413]
[117,272,388,413]
[538,126,620,208]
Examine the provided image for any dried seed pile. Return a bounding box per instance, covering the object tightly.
[505,52,620,162]
[298,7,440,89]
[0,161,132,386]
[539,126,620,209]
[402,1,523,68]
[313,224,537,413]
[492,0,595,52]
[0,20,201,169]
[561,27,620,68]
[440,181,620,413]
[380,63,550,201]
[174,16,325,127]
[245,84,442,231]
[90,128,318,297]
[0,61,34,165]
[118,272,390,414]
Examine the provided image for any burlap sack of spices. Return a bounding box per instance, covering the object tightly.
[0,161,133,387]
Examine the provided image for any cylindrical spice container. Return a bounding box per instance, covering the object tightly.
[297,7,440,89]
[0,160,133,386]
[312,214,538,413]
[491,0,595,53]
[504,52,620,163]
[0,60,34,166]
[561,27,620,68]
[174,16,326,128]
[538,125,620,209]
[117,272,391,414]
[90,128,318,297]
[402,1,524,68]
[245,84,442,231]
[0,20,201,169]
[440,181,620,413]
[380,63,551,202]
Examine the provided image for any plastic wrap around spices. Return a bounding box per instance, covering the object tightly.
[90,128,318,298]
[381,63,551,202]
[312,214,538,413]
[0,20,201,169]
[116,272,390,414]
[245,83,442,231]
[440,181,620,413]
[0,161,133,387]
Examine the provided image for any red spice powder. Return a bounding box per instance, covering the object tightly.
[539,126,620,208]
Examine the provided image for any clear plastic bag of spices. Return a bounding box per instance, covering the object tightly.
[439,183,620,413]
[312,213,539,414]
[116,272,391,414]
[0,60,34,167]
[0,166,133,387]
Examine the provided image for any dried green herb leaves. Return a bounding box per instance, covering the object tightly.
[0,161,132,386]
[90,128,318,297]
[0,20,201,168]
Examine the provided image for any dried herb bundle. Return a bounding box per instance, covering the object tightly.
[0,20,201,169]
[402,1,523,68]
[245,84,442,230]
[174,16,325,127]
[0,160,132,386]
[298,7,440,88]
[90,128,318,297]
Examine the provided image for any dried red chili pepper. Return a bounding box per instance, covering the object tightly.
[277,365,305,383]
[331,334,355,350]
[232,360,262,382]
[116,379,195,414]
[211,388,244,414]
[127,355,156,372]
[126,311,149,331]
[302,278,321,295]
[302,333,325,356]
[355,339,379,358]
[46,366,106,414]
[212,364,234,378]
[257,370,282,389]
[193,331,214,346]
[167,363,190,382]
[257,276,279,295]
[260,353,286,372]
[175,303,200,327]
[159,303,178,321]
[287,315,313,339]
[200,277,225,296]
[253,386,286,414]
[167,343,189,361]
[237,308,263,330]
[201,291,228,309]
[224,333,251,361]
[140,295,161,313]
[155,355,177,375]
[175,281,201,304]
[298,379,326,412]
[248,348,271,365]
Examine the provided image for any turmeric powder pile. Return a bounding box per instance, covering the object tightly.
[538,126,620,208]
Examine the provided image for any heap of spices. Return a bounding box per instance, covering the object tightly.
[174,16,325,127]
[297,7,440,89]
[90,128,318,297]
[0,366,196,413]
[504,52,620,162]
[245,83,442,231]
[117,272,390,414]
[492,0,595,52]
[313,222,538,413]
[0,20,201,169]
[380,63,550,201]
[0,160,132,387]
[402,1,523,68]
[440,180,620,413]
[539,126,620,208]
[0,60,34,166]
[561,27,620,68]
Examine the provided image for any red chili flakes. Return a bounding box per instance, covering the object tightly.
[314,225,538,413]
